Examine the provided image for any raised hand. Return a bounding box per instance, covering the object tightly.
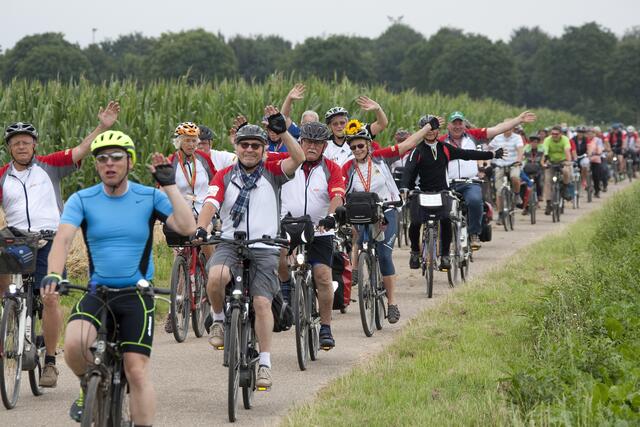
[97,101,120,130]
[356,96,381,112]
[519,111,537,124]
[264,105,286,134]
[148,152,176,186]
[287,83,305,101]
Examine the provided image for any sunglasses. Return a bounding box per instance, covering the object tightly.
[95,152,127,163]
[238,142,264,150]
[350,143,367,151]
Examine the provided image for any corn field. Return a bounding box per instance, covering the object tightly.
[0,75,582,196]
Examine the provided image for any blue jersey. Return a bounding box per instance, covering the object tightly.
[61,182,173,288]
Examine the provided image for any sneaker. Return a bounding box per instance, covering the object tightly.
[39,362,59,388]
[319,325,335,350]
[470,235,481,250]
[208,321,224,349]
[256,365,272,388]
[439,256,451,271]
[521,209,528,216]
[387,304,400,324]
[70,389,84,422]
[164,314,173,334]
[409,251,420,269]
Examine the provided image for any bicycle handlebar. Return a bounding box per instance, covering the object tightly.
[206,233,289,248]
[450,178,484,185]
[57,279,171,297]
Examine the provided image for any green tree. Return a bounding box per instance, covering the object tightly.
[286,35,375,84]
[509,26,551,106]
[373,23,425,91]
[99,33,157,79]
[147,29,238,81]
[607,37,640,123]
[228,35,291,82]
[3,33,92,81]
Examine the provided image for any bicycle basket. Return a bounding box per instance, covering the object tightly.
[162,224,191,247]
[0,227,39,274]
[345,192,381,224]
[280,214,314,254]
[417,191,451,221]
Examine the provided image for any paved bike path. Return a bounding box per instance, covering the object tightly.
[1,181,632,426]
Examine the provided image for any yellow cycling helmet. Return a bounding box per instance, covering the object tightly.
[174,122,200,138]
[91,131,137,166]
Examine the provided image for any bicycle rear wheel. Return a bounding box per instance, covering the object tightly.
[242,321,257,409]
[111,367,132,426]
[402,207,410,248]
[529,185,537,225]
[447,224,460,288]
[501,187,510,232]
[81,374,109,427]
[28,295,45,396]
[396,210,402,248]
[374,263,384,331]
[228,308,241,423]
[308,286,320,361]
[170,254,190,343]
[293,274,309,371]
[0,299,22,409]
[192,252,209,338]
[357,251,375,337]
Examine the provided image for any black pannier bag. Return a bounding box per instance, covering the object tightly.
[345,192,381,224]
[280,214,314,255]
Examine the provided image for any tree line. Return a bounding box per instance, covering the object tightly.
[1,22,638,124]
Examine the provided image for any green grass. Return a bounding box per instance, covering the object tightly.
[282,184,640,427]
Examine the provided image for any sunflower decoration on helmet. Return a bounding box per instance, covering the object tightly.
[345,119,364,136]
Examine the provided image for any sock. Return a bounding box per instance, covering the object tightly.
[259,352,271,368]
[213,311,224,322]
[45,355,56,365]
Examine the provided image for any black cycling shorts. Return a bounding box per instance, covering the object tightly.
[69,290,155,357]
[308,235,334,268]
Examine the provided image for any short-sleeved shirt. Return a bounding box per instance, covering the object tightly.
[204,160,292,249]
[489,133,524,167]
[342,145,401,202]
[0,150,78,232]
[60,182,173,288]
[542,136,571,163]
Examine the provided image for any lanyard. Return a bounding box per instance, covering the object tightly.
[354,156,373,192]
[178,151,197,193]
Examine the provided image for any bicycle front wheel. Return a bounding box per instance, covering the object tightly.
[192,252,209,338]
[357,251,375,337]
[308,285,320,361]
[242,320,257,409]
[425,227,436,298]
[111,367,131,426]
[81,374,109,427]
[0,299,22,409]
[228,308,241,422]
[501,187,510,232]
[293,274,309,371]
[170,254,190,343]
[374,263,385,331]
[447,224,460,288]
[529,185,537,225]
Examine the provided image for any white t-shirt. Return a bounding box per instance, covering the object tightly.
[323,140,353,166]
[489,133,524,167]
[447,136,480,180]
[348,160,393,202]
[208,150,236,171]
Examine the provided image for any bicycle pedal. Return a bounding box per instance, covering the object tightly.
[257,386,271,392]
[215,345,224,350]
[321,345,334,351]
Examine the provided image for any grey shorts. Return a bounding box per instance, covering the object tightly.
[206,243,280,300]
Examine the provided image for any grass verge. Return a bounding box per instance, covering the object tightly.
[282,183,640,426]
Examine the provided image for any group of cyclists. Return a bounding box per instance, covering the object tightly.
[0,82,635,425]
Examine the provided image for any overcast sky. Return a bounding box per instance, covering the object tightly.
[3,0,639,50]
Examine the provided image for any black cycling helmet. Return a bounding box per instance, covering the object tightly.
[345,127,372,143]
[235,124,268,144]
[324,106,348,124]
[529,134,541,141]
[198,125,216,141]
[300,121,331,141]
[4,122,38,143]
[417,115,438,129]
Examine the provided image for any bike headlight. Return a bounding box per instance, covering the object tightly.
[8,284,16,294]
[552,176,557,182]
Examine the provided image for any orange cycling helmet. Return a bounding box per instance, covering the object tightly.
[174,122,200,138]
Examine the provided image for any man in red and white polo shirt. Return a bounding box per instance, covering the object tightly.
[0,101,120,388]
[278,121,345,350]
[195,106,305,389]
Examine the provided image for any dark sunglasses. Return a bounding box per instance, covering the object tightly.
[95,152,127,163]
[350,143,367,151]
[238,142,264,150]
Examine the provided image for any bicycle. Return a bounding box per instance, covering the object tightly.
[548,163,565,223]
[0,229,53,410]
[164,229,210,343]
[207,232,288,423]
[625,152,634,182]
[392,167,408,248]
[571,161,581,209]
[528,173,540,225]
[57,279,170,427]
[494,164,519,232]
[346,199,402,337]
[280,216,321,371]
[449,179,479,282]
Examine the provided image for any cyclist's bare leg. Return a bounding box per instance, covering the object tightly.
[63,320,97,376]
[42,292,63,358]
[510,176,521,197]
[253,296,273,353]
[123,352,155,425]
[201,244,213,262]
[0,274,9,294]
[382,275,396,305]
[562,165,572,184]
[207,265,231,314]
[312,264,332,325]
